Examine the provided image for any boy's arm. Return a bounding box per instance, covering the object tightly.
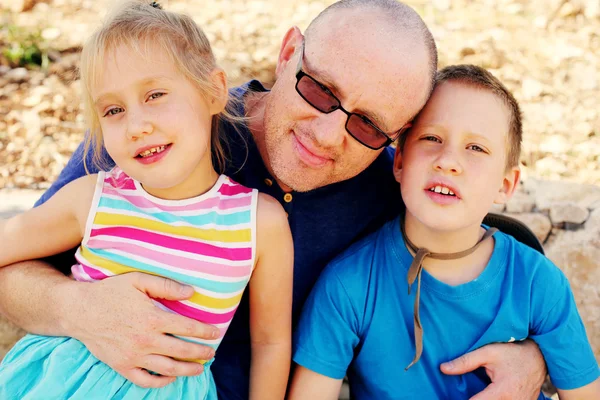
[288,365,343,400]
[0,174,97,267]
[248,193,294,400]
[557,379,600,399]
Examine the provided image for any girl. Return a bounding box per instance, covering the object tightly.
[0,1,293,399]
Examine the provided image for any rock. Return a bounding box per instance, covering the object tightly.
[5,68,29,84]
[505,212,552,243]
[545,227,600,362]
[521,78,544,100]
[526,179,600,211]
[539,134,570,155]
[506,190,536,213]
[549,201,590,227]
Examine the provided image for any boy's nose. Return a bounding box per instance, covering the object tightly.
[434,149,463,175]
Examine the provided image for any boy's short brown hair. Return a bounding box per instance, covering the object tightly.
[434,64,522,169]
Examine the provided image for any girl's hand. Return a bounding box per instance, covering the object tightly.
[66,272,220,388]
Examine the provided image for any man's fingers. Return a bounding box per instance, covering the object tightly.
[138,354,204,378]
[158,334,216,361]
[161,312,220,340]
[130,273,194,301]
[440,345,494,375]
[123,368,176,389]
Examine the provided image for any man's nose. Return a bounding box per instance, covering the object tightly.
[126,109,153,140]
[434,147,463,175]
[311,109,347,148]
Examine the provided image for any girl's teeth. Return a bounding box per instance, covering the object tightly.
[429,185,456,196]
[139,146,166,157]
[441,187,449,195]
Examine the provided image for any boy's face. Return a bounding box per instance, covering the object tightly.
[394,81,520,233]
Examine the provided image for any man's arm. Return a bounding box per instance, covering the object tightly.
[440,340,546,400]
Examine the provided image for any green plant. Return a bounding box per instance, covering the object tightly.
[1,24,50,69]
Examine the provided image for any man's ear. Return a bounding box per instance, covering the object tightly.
[208,68,228,115]
[494,166,521,205]
[393,144,403,184]
[275,26,303,79]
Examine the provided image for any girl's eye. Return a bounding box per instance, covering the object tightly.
[103,107,123,117]
[148,92,165,101]
[468,144,486,153]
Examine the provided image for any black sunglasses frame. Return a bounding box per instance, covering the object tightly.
[294,43,408,150]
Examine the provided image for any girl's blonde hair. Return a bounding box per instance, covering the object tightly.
[80,0,242,174]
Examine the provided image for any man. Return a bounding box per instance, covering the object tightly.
[0,1,546,399]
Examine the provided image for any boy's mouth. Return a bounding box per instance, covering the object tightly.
[428,185,456,197]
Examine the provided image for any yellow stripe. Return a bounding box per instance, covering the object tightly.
[80,247,244,309]
[94,212,251,242]
[80,247,147,276]
[188,290,244,309]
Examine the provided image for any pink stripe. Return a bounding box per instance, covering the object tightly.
[218,184,252,196]
[105,173,136,190]
[90,227,252,261]
[73,262,110,281]
[102,188,252,212]
[87,238,252,277]
[158,299,238,324]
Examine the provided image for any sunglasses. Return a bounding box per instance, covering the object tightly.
[294,43,410,150]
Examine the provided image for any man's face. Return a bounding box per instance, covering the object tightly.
[396,81,519,233]
[260,10,431,192]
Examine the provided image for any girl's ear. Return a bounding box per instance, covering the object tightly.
[494,166,521,205]
[209,68,228,115]
[393,144,403,184]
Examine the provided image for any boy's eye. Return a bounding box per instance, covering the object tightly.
[103,107,123,117]
[422,135,441,143]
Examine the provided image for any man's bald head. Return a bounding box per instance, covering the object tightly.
[305,0,437,102]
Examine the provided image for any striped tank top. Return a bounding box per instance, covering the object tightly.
[72,167,258,363]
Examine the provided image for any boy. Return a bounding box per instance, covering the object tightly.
[288,65,600,399]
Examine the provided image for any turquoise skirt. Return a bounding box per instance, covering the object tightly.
[0,334,217,400]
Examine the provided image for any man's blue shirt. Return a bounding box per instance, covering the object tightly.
[293,216,599,399]
[35,81,401,400]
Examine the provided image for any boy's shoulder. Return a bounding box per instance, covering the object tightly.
[494,229,567,286]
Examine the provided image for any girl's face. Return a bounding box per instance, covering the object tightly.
[91,42,226,200]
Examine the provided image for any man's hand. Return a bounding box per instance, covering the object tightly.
[440,340,547,400]
[64,272,220,388]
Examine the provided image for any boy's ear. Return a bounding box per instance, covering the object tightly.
[275,26,303,79]
[393,144,403,184]
[209,68,228,115]
[494,166,521,205]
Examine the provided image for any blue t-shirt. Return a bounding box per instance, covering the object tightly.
[35,81,401,400]
[293,216,599,399]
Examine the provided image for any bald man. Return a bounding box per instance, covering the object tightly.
[0,1,546,399]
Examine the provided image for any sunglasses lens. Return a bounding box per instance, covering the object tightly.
[347,114,388,149]
[297,75,339,113]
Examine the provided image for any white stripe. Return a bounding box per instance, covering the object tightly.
[89,235,253,265]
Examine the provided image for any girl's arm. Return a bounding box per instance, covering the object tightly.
[248,193,294,400]
[558,379,600,399]
[0,174,98,267]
